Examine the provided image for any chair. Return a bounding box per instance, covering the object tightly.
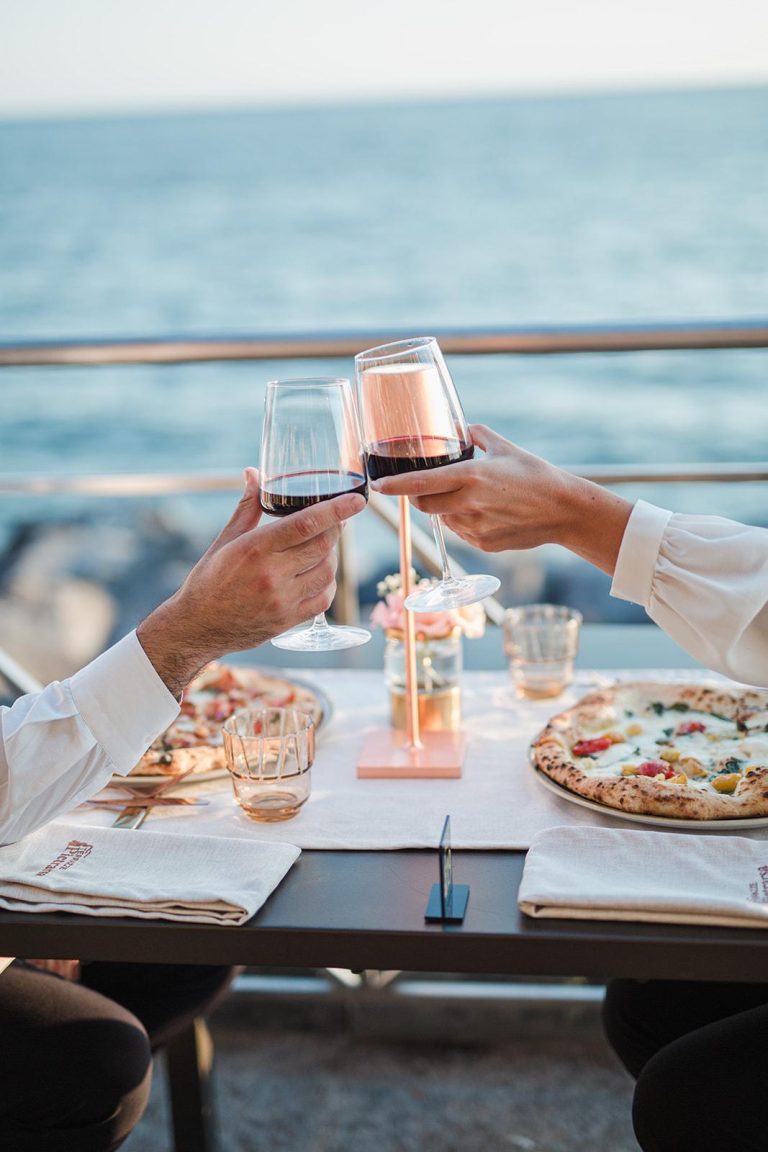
[164,1018,218,1152]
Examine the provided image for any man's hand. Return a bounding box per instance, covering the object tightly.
[137,468,366,697]
[371,424,632,571]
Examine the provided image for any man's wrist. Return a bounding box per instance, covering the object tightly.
[136,597,214,700]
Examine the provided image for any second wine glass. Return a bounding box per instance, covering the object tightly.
[355,337,500,612]
[260,377,371,651]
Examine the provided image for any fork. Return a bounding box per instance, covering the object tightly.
[111,768,198,798]
[107,769,200,829]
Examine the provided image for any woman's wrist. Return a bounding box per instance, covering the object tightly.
[553,473,633,575]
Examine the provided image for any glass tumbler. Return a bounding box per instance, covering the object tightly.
[502,604,582,699]
[223,707,314,822]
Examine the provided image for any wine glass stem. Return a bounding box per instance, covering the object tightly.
[309,613,331,633]
[430,515,455,584]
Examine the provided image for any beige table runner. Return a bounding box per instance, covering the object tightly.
[66,670,768,851]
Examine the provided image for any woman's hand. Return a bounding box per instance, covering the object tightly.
[371,424,632,571]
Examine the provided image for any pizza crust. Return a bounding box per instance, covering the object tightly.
[532,682,768,820]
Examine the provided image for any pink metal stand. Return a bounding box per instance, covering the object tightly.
[357,498,466,779]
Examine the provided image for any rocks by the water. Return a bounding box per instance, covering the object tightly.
[0,509,201,683]
[0,524,115,682]
[0,508,648,687]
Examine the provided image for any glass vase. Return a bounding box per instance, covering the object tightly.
[384,627,463,731]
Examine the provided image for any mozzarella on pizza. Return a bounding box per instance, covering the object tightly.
[532,682,768,820]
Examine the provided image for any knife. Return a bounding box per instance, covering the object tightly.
[88,797,208,809]
[112,806,149,830]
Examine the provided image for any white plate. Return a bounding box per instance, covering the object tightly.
[111,672,333,789]
[530,761,768,831]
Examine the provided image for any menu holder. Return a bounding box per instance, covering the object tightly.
[357,498,466,778]
[425,816,469,923]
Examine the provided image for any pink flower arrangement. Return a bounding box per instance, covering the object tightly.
[369,571,486,640]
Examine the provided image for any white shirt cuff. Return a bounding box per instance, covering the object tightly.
[69,631,180,775]
[611,500,673,609]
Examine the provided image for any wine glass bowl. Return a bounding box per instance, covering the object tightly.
[355,338,500,612]
[260,377,371,651]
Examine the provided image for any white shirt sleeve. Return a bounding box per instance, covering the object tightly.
[611,500,768,688]
[0,631,180,845]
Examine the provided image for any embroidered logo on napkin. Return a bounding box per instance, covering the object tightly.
[36,839,93,877]
[747,864,768,903]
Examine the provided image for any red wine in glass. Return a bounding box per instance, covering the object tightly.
[260,469,368,516]
[365,437,474,482]
[355,339,500,613]
[260,379,371,652]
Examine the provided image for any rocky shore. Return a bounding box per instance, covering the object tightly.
[0,509,647,683]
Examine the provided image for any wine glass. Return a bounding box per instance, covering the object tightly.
[355,337,500,612]
[260,377,371,651]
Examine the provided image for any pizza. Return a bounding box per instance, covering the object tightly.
[129,662,325,778]
[531,681,768,820]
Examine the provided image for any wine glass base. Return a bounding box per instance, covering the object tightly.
[404,574,501,612]
[271,625,371,652]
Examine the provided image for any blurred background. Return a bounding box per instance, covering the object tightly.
[1,0,768,678]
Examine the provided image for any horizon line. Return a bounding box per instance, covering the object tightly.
[2,76,768,126]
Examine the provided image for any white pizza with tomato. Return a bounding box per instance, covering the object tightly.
[531,681,768,820]
[130,662,324,777]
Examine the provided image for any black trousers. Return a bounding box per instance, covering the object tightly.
[0,960,238,1152]
[603,977,768,1152]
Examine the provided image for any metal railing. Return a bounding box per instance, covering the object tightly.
[2,320,767,630]
[2,318,768,366]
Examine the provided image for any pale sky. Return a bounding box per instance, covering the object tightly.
[2,0,768,117]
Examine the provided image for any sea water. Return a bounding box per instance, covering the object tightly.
[0,87,766,603]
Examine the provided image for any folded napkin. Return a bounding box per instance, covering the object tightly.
[0,823,300,926]
[519,826,768,929]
